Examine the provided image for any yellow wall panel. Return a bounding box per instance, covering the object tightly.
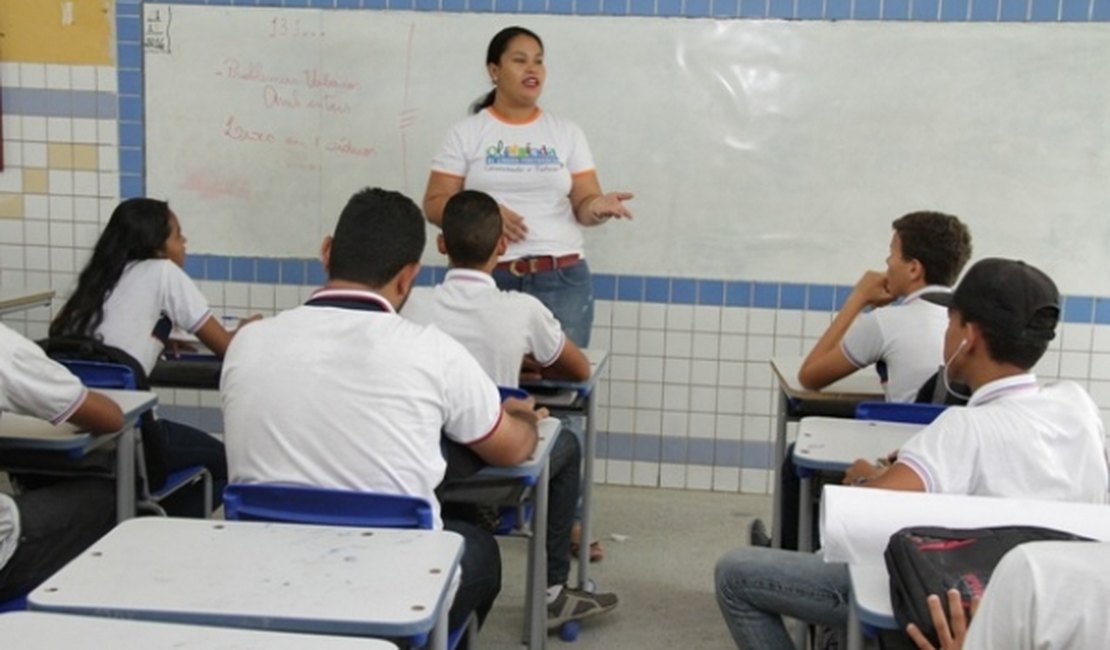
[0,194,25,219]
[72,144,100,171]
[0,1,113,65]
[47,143,75,169]
[23,169,49,194]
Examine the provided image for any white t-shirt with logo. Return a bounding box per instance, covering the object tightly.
[96,259,213,374]
[431,108,595,260]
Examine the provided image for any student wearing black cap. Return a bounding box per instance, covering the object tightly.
[715,258,1108,650]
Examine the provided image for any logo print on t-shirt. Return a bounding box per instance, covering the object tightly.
[485,140,561,168]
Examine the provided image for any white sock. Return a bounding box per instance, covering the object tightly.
[546,584,564,604]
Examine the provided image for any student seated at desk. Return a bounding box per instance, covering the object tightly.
[221,187,546,635]
[908,541,1110,650]
[0,323,124,600]
[403,190,618,627]
[755,211,974,550]
[715,258,1108,650]
[51,198,257,515]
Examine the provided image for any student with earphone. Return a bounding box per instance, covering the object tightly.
[716,258,1108,650]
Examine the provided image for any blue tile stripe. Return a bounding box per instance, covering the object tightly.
[180,258,1110,324]
[0,89,117,119]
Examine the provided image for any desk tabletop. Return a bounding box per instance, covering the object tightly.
[31,517,464,638]
[770,356,885,403]
[477,417,561,480]
[0,288,54,315]
[0,612,399,649]
[794,417,923,471]
[849,563,898,630]
[522,348,609,403]
[0,390,155,451]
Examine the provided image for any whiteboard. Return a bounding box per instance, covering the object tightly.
[143,6,1110,293]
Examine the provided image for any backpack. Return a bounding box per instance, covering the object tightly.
[884,525,1092,645]
[37,336,169,490]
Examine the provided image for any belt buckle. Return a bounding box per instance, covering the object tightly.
[509,258,531,277]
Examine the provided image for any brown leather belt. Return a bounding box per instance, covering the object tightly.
[495,254,581,277]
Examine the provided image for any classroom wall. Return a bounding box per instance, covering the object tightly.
[2,0,1109,496]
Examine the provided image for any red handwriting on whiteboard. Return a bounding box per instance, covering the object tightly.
[180,170,252,201]
[223,115,276,144]
[263,85,303,110]
[305,94,352,115]
[303,69,358,91]
[217,58,301,86]
[324,138,375,158]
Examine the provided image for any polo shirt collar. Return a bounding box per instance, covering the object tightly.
[967,373,1039,407]
[903,285,950,305]
[307,288,396,313]
[444,268,497,288]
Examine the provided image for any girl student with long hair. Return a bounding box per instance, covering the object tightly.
[52,197,255,515]
[423,25,634,349]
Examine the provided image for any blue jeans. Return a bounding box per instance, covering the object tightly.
[492,258,594,347]
[715,547,850,649]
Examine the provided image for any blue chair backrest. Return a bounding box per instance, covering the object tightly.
[223,483,435,530]
[498,386,529,402]
[55,359,138,391]
[855,401,946,425]
[0,594,28,613]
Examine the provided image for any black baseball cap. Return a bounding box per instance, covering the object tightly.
[922,258,1060,341]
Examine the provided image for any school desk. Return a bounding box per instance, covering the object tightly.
[792,417,922,551]
[521,347,609,592]
[0,288,54,317]
[472,416,560,649]
[846,563,898,650]
[769,357,884,548]
[29,517,464,650]
[0,612,400,649]
[0,389,156,522]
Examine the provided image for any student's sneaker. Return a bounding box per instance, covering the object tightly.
[748,518,772,548]
[547,586,619,629]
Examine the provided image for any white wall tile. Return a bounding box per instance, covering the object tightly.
[0,170,21,192]
[776,310,803,336]
[73,171,99,196]
[690,386,717,413]
[608,407,635,433]
[606,460,632,485]
[686,466,712,490]
[688,412,716,438]
[693,305,721,332]
[611,301,639,328]
[593,300,612,327]
[715,414,742,440]
[635,383,663,411]
[690,359,718,385]
[45,64,70,90]
[70,66,97,91]
[637,329,665,356]
[1061,323,1094,351]
[640,303,666,329]
[23,141,48,166]
[1059,351,1089,379]
[665,331,692,358]
[659,463,686,489]
[0,62,19,86]
[610,328,638,355]
[740,468,771,494]
[742,415,773,443]
[666,304,693,331]
[48,170,74,195]
[721,307,748,334]
[712,467,740,492]
[634,408,661,434]
[717,388,744,416]
[636,356,663,383]
[22,117,47,142]
[719,361,745,387]
[661,411,688,436]
[662,384,689,411]
[633,462,660,487]
[609,354,637,381]
[692,332,720,359]
[96,66,117,92]
[20,63,46,88]
[746,335,774,362]
[72,118,98,144]
[748,308,776,335]
[47,117,73,142]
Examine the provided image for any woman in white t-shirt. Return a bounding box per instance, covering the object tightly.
[51,198,247,515]
[424,26,634,347]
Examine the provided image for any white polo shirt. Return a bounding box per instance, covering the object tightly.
[898,374,1109,503]
[966,541,1110,650]
[0,323,89,573]
[96,259,213,374]
[841,285,951,402]
[221,288,503,529]
[402,269,565,388]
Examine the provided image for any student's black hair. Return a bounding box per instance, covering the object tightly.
[891,211,972,287]
[329,187,426,287]
[51,198,173,338]
[470,26,544,114]
[442,191,502,268]
[958,309,1057,370]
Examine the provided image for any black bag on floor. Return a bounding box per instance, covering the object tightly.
[884,525,1092,645]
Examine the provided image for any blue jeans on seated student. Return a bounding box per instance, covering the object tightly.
[443,518,502,631]
[715,547,850,650]
[493,258,594,347]
[150,419,228,517]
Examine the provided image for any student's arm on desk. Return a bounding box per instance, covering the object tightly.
[69,390,125,434]
[192,313,262,358]
[798,271,893,390]
[469,397,547,467]
[537,336,590,382]
[843,459,925,492]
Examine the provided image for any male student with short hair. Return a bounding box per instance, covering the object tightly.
[403,190,618,627]
[715,258,1108,650]
[221,187,545,632]
[0,323,125,600]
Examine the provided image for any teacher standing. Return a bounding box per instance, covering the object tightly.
[423,26,634,347]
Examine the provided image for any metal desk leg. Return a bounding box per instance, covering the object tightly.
[523,459,550,649]
[771,389,789,548]
[430,600,449,650]
[115,426,136,523]
[798,472,813,553]
[576,392,596,588]
[847,594,864,650]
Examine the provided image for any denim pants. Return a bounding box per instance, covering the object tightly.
[0,477,116,600]
[715,547,851,649]
[442,518,502,631]
[492,258,594,347]
[152,419,228,516]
